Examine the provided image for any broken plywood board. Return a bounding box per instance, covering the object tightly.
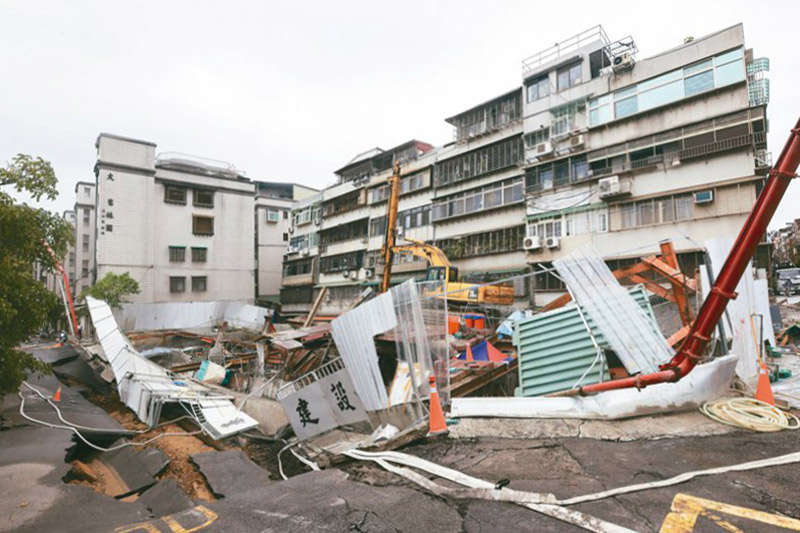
[190,451,272,498]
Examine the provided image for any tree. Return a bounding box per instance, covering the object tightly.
[82,272,140,309]
[0,154,74,396]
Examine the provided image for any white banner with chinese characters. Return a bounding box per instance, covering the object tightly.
[279,366,368,441]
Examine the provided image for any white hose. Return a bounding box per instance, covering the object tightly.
[17,385,202,453]
[700,397,800,432]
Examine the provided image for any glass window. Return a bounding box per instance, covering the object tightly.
[637,201,655,226]
[191,276,207,292]
[571,156,589,182]
[169,276,186,293]
[266,209,280,222]
[558,63,582,91]
[684,59,713,76]
[639,80,685,111]
[191,247,207,262]
[526,76,549,103]
[659,198,675,223]
[675,195,694,220]
[638,69,683,92]
[554,160,570,186]
[621,203,635,229]
[597,212,608,233]
[684,70,714,96]
[715,59,745,88]
[614,96,638,118]
[589,104,613,126]
[192,216,214,236]
[164,186,187,205]
[169,246,186,262]
[714,47,743,66]
[193,189,214,208]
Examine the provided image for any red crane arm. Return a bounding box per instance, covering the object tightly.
[575,118,800,395]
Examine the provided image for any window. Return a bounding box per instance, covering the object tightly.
[191,247,207,262]
[108,198,114,206]
[69,252,75,267]
[526,76,550,103]
[266,209,280,223]
[551,101,584,136]
[283,210,289,220]
[284,258,313,276]
[106,212,114,219]
[557,63,582,91]
[432,178,523,221]
[619,193,695,229]
[524,128,550,149]
[192,216,214,236]
[193,189,214,208]
[170,276,186,293]
[191,276,207,292]
[83,209,90,226]
[319,251,364,273]
[436,225,525,259]
[164,186,187,205]
[84,186,91,197]
[283,232,289,242]
[290,233,319,250]
[106,224,113,232]
[82,234,89,252]
[589,48,746,126]
[81,260,89,277]
[434,136,523,187]
[169,246,186,262]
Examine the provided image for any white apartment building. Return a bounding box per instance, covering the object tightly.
[520,24,769,304]
[94,133,256,304]
[280,23,771,314]
[254,181,318,304]
[63,209,77,291]
[73,181,96,297]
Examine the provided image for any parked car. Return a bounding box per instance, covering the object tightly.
[776,268,800,295]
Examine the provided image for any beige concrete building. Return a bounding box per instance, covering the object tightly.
[280,23,771,313]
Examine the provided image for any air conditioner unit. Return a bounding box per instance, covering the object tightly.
[396,226,405,237]
[364,268,375,278]
[342,270,350,278]
[612,52,634,72]
[568,134,585,151]
[286,246,297,254]
[694,190,714,204]
[300,248,310,257]
[598,176,631,199]
[545,237,561,249]
[534,141,554,159]
[523,236,542,251]
[349,270,358,280]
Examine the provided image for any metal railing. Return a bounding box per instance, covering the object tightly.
[522,25,609,74]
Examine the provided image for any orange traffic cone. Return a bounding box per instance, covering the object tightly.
[465,343,474,362]
[427,376,448,436]
[52,386,62,403]
[755,362,775,406]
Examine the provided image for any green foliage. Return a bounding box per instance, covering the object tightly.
[82,272,140,309]
[0,154,72,397]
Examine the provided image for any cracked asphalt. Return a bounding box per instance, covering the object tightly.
[105,428,799,533]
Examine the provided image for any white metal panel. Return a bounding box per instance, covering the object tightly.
[553,244,673,375]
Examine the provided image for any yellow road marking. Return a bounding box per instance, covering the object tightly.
[660,493,800,532]
[115,505,218,533]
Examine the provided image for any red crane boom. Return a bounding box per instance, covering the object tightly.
[574,118,800,395]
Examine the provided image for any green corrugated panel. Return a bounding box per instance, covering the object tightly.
[514,285,661,397]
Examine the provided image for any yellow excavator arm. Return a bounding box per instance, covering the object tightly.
[388,237,451,268]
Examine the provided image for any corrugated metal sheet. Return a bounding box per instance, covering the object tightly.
[515,286,659,397]
[554,245,674,374]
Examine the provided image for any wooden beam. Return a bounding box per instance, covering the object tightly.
[303,286,328,328]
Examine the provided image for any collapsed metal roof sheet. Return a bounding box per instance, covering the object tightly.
[113,300,270,332]
[86,297,258,439]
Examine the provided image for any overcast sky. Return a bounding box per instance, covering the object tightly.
[2,0,798,229]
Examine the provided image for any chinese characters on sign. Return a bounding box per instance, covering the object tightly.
[279,367,368,440]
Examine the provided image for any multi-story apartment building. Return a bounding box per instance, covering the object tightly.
[254,181,318,304]
[94,133,256,304]
[63,209,77,291]
[520,24,769,305]
[280,23,771,313]
[73,181,96,297]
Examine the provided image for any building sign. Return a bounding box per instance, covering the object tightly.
[279,366,368,441]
